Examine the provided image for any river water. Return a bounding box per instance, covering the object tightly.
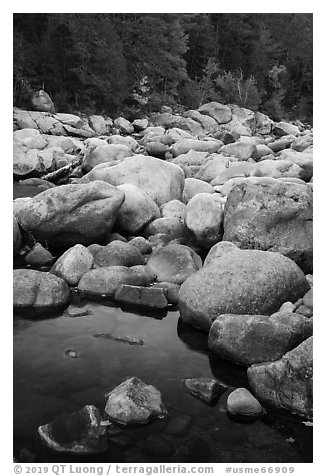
[13,180,312,463]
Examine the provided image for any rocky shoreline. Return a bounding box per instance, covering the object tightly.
[13,100,313,459]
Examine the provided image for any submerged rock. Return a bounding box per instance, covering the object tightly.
[184,378,227,404]
[227,388,265,422]
[104,377,167,425]
[38,405,107,454]
[247,336,313,420]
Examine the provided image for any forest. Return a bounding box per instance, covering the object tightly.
[13,13,313,123]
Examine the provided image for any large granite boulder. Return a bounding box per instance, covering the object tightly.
[208,311,313,366]
[14,181,125,248]
[247,336,313,420]
[115,184,160,234]
[146,244,202,284]
[223,179,313,273]
[92,241,145,268]
[13,269,70,308]
[178,249,310,331]
[78,155,185,207]
[186,193,224,248]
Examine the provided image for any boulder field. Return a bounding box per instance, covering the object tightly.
[13,101,313,442]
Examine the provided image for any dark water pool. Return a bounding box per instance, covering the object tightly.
[13,297,312,464]
[13,180,312,463]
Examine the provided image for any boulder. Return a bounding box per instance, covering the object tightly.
[255,144,275,160]
[183,378,227,404]
[50,244,94,286]
[273,121,300,137]
[79,155,185,207]
[25,243,54,266]
[231,106,256,130]
[203,241,240,266]
[208,311,313,366]
[178,249,310,331]
[220,115,251,138]
[82,144,132,172]
[182,178,214,204]
[115,184,160,234]
[254,159,302,179]
[198,102,232,124]
[277,149,313,181]
[133,118,149,131]
[104,377,167,425]
[145,141,167,159]
[14,181,125,248]
[223,180,313,273]
[143,217,187,240]
[267,136,295,153]
[31,90,55,113]
[226,388,264,422]
[210,161,257,186]
[151,282,180,304]
[219,140,257,160]
[247,336,313,420]
[13,215,22,256]
[291,134,313,152]
[161,200,186,221]
[186,193,224,248]
[13,143,43,178]
[88,115,112,135]
[171,139,222,157]
[195,155,234,183]
[128,237,152,254]
[114,117,134,135]
[93,241,145,268]
[254,112,273,135]
[107,134,138,151]
[184,110,220,134]
[13,269,70,308]
[115,284,168,309]
[171,151,211,178]
[77,266,149,297]
[146,244,202,284]
[38,405,107,454]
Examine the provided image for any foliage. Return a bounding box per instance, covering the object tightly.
[13,13,313,123]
